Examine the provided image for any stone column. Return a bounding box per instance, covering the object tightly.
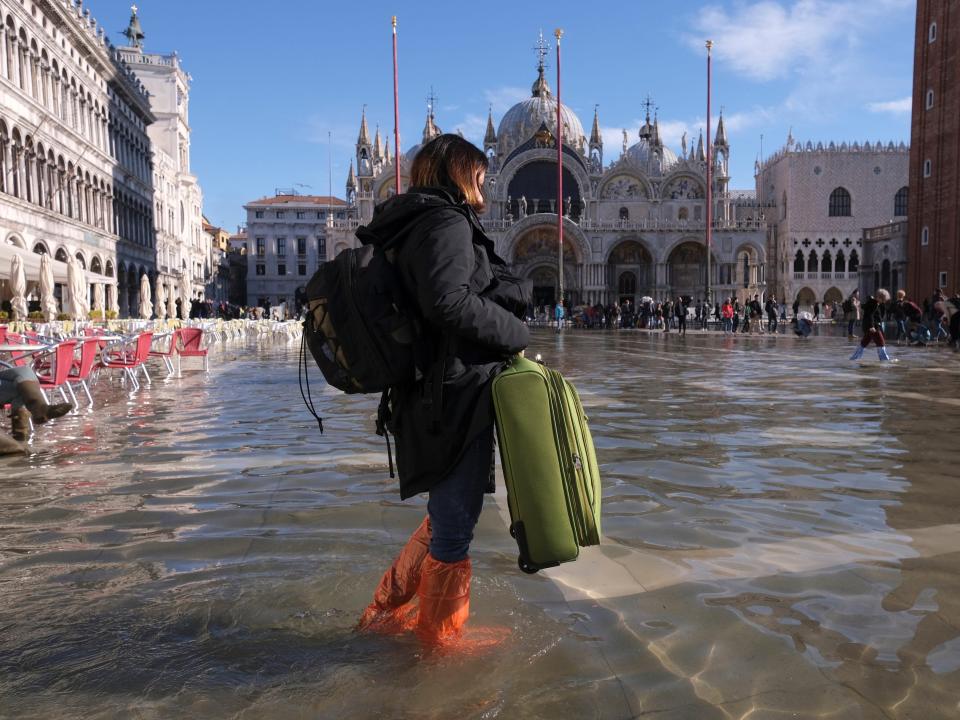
[24,49,34,98]
[1,140,11,195]
[0,29,7,80]
[56,169,65,215]
[47,163,55,210]
[35,156,44,208]
[13,39,23,90]
[23,150,35,203]
[67,176,76,219]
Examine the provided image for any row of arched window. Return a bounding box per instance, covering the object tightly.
[0,118,112,230]
[0,116,154,248]
[2,11,109,155]
[3,7,154,189]
[26,238,115,279]
[793,249,860,274]
[827,186,908,218]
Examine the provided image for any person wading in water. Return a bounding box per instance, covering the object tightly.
[354,134,530,647]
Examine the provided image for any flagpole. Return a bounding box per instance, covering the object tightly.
[705,39,713,306]
[392,16,401,195]
[555,28,564,308]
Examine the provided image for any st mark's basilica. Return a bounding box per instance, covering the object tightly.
[345,39,770,308]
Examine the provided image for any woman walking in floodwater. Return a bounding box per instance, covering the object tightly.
[850,288,892,361]
[354,134,529,646]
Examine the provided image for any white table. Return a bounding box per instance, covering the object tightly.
[0,344,49,354]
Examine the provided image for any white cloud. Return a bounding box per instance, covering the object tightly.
[484,86,529,114]
[450,113,488,145]
[688,0,913,82]
[868,97,912,114]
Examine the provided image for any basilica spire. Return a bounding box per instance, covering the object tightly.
[484,106,497,146]
[639,96,655,141]
[590,105,602,147]
[589,105,603,172]
[696,130,705,161]
[346,160,356,190]
[374,124,384,160]
[357,107,371,146]
[422,88,442,143]
[531,30,552,98]
[122,4,145,50]
[714,111,728,148]
[484,105,497,155]
[384,138,392,165]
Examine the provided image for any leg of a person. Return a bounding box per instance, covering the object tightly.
[0,366,38,410]
[428,427,495,564]
[875,329,886,347]
[861,330,874,348]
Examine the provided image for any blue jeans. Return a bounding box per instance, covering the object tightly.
[427,425,495,563]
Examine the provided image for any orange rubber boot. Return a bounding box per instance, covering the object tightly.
[414,555,512,653]
[356,516,431,633]
[414,555,472,646]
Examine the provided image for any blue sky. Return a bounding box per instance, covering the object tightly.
[91,0,916,231]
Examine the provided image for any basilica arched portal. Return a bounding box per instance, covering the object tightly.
[510,226,581,307]
[666,241,714,300]
[607,240,653,305]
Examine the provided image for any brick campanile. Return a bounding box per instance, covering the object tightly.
[908,0,960,298]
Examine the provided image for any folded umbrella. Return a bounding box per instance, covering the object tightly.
[10,254,28,321]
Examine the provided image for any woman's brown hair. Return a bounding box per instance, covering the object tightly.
[410,134,489,211]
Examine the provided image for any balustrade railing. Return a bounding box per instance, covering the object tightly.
[483,213,767,233]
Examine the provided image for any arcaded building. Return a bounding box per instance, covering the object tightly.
[0,0,154,316]
[908,0,960,298]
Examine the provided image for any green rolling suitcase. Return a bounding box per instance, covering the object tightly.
[491,356,602,573]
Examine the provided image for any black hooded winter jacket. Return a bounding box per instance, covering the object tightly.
[356,187,530,499]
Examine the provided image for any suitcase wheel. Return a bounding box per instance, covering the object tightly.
[518,556,539,574]
[509,525,517,539]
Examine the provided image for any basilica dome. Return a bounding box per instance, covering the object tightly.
[496,66,586,160]
[626,138,679,174]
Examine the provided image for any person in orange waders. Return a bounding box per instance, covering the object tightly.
[354,134,530,648]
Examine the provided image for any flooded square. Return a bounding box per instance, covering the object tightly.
[1,329,958,719]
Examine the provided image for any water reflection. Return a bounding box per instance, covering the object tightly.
[0,331,957,718]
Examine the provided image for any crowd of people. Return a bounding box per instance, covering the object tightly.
[528,288,960,349]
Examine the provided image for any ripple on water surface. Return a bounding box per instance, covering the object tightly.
[1,330,959,719]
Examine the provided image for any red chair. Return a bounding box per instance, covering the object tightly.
[100,332,154,391]
[149,329,180,377]
[177,328,208,375]
[34,340,78,406]
[67,338,101,406]
[0,326,7,344]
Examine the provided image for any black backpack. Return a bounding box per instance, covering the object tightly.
[298,206,451,437]
[302,242,417,396]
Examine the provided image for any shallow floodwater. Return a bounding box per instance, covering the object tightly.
[1,329,959,719]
